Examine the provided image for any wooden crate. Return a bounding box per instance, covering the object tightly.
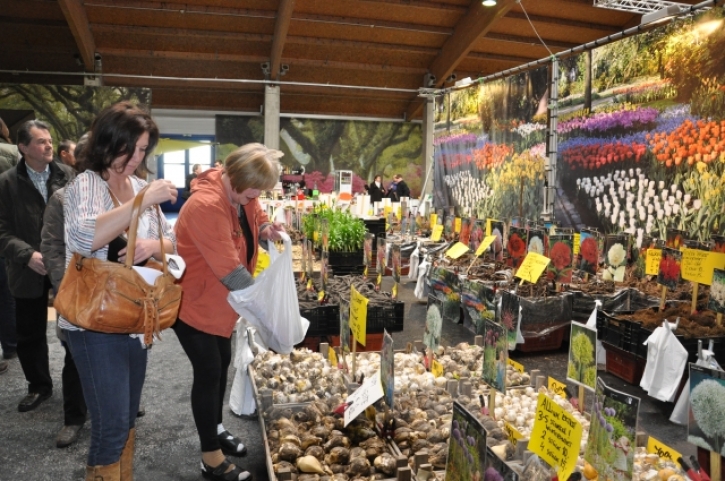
[603,342,646,385]
[516,326,565,353]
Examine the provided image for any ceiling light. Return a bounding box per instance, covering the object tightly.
[482,0,497,6]
[641,5,681,25]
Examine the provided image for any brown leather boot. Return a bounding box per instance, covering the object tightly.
[120,428,136,481]
[85,461,121,481]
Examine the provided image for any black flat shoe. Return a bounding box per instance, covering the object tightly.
[218,430,247,457]
[201,459,252,481]
[18,391,52,412]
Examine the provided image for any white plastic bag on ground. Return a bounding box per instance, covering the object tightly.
[408,243,420,281]
[585,301,606,368]
[640,320,687,402]
[228,232,309,354]
[414,257,431,300]
[229,317,268,416]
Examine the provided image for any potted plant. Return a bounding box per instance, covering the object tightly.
[302,206,366,268]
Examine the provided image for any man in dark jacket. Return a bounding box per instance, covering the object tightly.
[0,120,74,412]
[387,174,411,201]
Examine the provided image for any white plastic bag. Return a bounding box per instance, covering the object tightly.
[414,257,431,300]
[229,318,268,416]
[408,243,420,281]
[585,301,606,368]
[228,232,309,354]
[640,320,687,402]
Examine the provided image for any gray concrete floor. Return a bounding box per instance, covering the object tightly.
[0,278,691,480]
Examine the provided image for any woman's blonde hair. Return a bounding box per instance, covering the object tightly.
[224,143,282,193]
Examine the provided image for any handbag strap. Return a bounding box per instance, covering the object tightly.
[110,185,170,274]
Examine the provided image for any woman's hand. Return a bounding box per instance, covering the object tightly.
[142,179,178,208]
[118,238,159,264]
[260,222,286,241]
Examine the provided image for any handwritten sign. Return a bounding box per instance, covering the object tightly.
[253,249,270,277]
[328,346,338,369]
[573,233,581,256]
[645,249,662,276]
[446,242,470,259]
[516,252,551,285]
[682,249,725,285]
[350,285,369,346]
[431,225,444,242]
[529,393,582,481]
[507,358,525,373]
[454,217,461,233]
[430,213,438,227]
[431,359,444,378]
[475,235,498,257]
[548,377,568,398]
[344,369,384,427]
[647,436,682,463]
[504,421,525,448]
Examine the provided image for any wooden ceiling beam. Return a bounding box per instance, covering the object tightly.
[353,0,467,13]
[484,32,578,50]
[91,24,273,43]
[57,0,97,71]
[467,51,536,64]
[504,11,620,33]
[286,36,438,55]
[270,0,295,81]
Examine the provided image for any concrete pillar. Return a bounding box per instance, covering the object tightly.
[264,85,280,149]
[421,97,435,197]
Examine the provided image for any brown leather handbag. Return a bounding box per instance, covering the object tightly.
[54,186,181,345]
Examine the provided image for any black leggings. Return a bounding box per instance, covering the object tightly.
[173,319,232,452]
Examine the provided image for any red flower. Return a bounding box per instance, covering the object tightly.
[550,241,572,271]
[581,237,598,266]
[659,254,681,281]
[508,233,526,259]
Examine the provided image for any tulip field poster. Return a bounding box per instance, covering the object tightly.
[555,8,725,244]
[507,227,528,269]
[445,402,488,481]
[584,378,640,481]
[713,235,725,253]
[688,363,725,455]
[460,217,473,246]
[657,247,682,290]
[603,234,628,282]
[578,229,600,276]
[547,234,574,283]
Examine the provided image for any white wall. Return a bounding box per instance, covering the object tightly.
[151,108,260,136]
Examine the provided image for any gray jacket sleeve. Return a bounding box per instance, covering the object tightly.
[41,189,67,293]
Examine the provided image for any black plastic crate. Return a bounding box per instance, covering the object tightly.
[328,250,364,267]
[329,265,366,276]
[364,218,386,249]
[300,304,340,337]
[599,312,641,354]
[367,301,405,333]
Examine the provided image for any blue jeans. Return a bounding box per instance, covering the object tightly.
[0,259,16,355]
[66,329,147,466]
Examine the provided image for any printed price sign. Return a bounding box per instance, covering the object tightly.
[431,225,444,242]
[507,358,524,373]
[350,285,369,346]
[530,393,582,481]
[475,235,497,257]
[328,346,338,369]
[431,359,444,378]
[573,233,581,256]
[253,249,270,277]
[344,369,384,427]
[454,217,461,233]
[430,213,438,227]
[645,249,662,276]
[504,421,524,448]
[516,252,551,285]
[548,377,568,398]
[682,249,725,285]
[647,436,682,463]
[486,218,493,236]
[445,242,470,259]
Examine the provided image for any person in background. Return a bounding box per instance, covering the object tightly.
[63,102,177,480]
[387,174,410,202]
[0,116,18,368]
[57,139,77,167]
[183,163,202,199]
[41,134,88,448]
[174,143,284,481]
[214,159,223,168]
[364,174,386,202]
[0,120,74,412]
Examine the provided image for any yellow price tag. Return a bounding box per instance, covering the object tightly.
[645,249,662,276]
[430,213,438,227]
[486,219,492,236]
[548,377,567,397]
[504,421,524,448]
[647,436,682,464]
[682,249,725,285]
[392,283,398,299]
[317,290,325,302]
[454,217,461,233]
[253,249,271,277]
[516,252,551,285]
[328,346,338,369]
[507,358,524,373]
[397,206,402,219]
[431,359,444,377]
[529,393,582,481]
[475,235,497,257]
[445,242,470,259]
[350,285,369,347]
[384,206,392,218]
[306,279,314,291]
[431,225,444,242]
[573,233,581,256]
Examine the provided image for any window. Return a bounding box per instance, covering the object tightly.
[161,150,186,188]
[158,141,214,188]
